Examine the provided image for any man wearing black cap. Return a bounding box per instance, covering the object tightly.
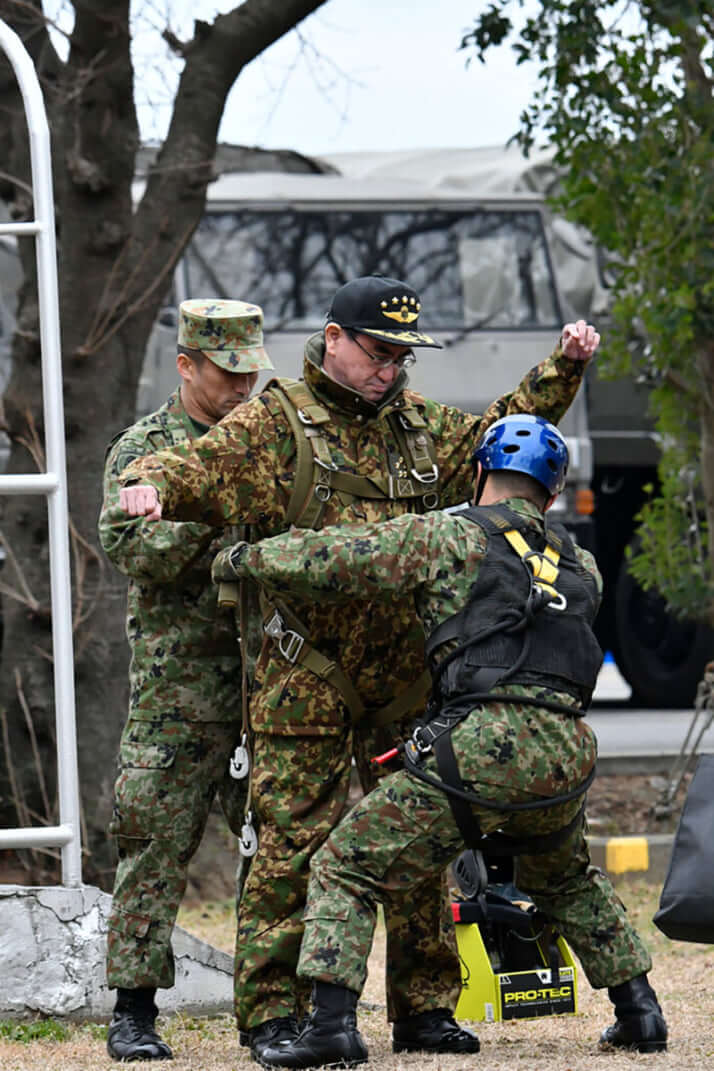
[118,275,599,1063]
[323,277,437,402]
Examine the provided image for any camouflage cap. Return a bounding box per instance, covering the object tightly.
[178,299,274,372]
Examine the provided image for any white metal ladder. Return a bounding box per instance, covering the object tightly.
[0,19,82,886]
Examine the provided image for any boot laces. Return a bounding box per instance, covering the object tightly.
[120,1009,161,1041]
[264,1016,299,1042]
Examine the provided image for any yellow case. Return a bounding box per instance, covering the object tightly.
[454,917,578,1022]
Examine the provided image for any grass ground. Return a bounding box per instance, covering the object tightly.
[0,878,711,1070]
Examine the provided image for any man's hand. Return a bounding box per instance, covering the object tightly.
[561,319,600,362]
[211,543,249,584]
[119,485,162,521]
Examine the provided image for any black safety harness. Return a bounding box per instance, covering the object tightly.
[400,504,602,856]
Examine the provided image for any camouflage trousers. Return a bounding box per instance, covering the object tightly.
[297,706,652,995]
[107,715,247,990]
[234,725,462,1030]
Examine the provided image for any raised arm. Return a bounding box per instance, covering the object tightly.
[426,319,601,509]
[116,395,291,530]
[480,318,599,433]
[100,431,216,582]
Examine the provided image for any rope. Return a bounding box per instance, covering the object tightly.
[657,661,714,814]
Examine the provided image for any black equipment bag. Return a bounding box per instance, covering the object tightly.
[653,753,714,943]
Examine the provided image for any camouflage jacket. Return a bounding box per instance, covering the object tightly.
[120,336,588,735]
[99,389,246,723]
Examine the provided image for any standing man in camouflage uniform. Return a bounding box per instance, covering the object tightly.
[117,275,599,1063]
[216,414,667,1069]
[100,300,273,1062]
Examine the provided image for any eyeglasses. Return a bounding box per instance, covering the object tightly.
[347,331,416,370]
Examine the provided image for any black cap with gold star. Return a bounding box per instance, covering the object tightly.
[326,275,443,348]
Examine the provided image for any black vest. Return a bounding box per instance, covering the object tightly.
[426,505,603,707]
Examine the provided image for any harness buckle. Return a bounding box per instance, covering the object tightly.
[541,587,567,611]
[410,464,439,485]
[410,724,434,756]
[313,457,336,502]
[422,491,440,510]
[264,610,305,664]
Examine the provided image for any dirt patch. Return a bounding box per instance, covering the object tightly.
[2,883,712,1070]
[585,770,691,837]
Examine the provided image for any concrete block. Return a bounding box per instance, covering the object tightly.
[604,836,649,874]
[588,834,673,884]
[0,884,233,1020]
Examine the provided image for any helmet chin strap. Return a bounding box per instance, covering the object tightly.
[472,465,488,506]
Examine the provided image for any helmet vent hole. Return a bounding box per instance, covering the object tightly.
[503,444,520,454]
[547,459,557,471]
[515,429,531,437]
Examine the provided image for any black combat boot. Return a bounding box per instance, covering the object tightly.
[107,987,173,1061]
[599,973,668,1053]
[256,982,368,1068]
[392,1007,480,1054]
[247,1016,299,1064]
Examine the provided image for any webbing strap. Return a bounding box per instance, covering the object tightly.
[368,669,432,727]
[270,380,440,528]
[432,729,483,847]
[388,406,440,502]
[504,530,560,581]
[263,380,439,721]
[260,597,432,728]
[261,597,366,722]
[316,468,429,501]
[470,806,586,857]
[504,528,563,602]
[268,380,331,530]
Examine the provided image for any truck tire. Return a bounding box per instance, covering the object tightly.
[613,556,714,708]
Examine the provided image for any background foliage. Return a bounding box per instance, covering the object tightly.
[462,0,714,623]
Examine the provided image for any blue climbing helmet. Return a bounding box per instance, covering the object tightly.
[472,414,569,495]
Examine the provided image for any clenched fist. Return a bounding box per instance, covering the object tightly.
[561,320,600,362]
[119,485,162,521]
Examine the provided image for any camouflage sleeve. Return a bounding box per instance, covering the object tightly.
[233,512,448,601]
[99,431,216,582]
[426,340,589,508]
[118,396,289,529]
[575,542,604,610]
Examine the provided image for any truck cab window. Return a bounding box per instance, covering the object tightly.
[182,208,560,332]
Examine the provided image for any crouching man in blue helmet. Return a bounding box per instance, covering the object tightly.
[212,414,668,1068]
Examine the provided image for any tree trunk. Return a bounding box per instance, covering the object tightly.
[0,0,327,885]
[697,340,714,627]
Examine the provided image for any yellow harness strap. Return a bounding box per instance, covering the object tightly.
[504,529,562,602]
